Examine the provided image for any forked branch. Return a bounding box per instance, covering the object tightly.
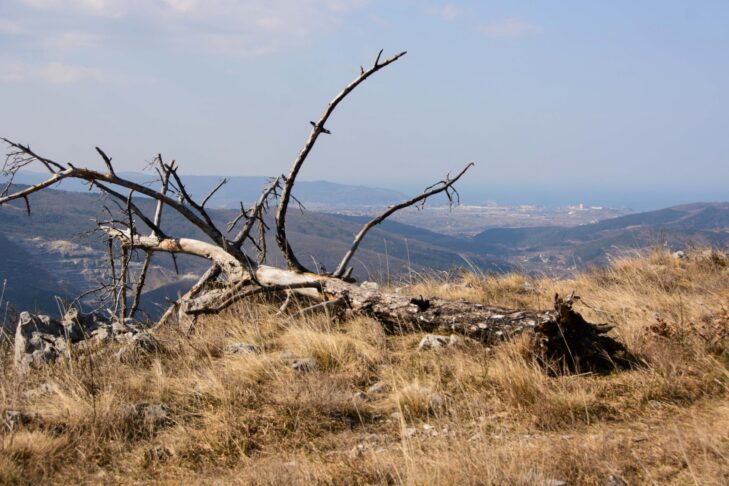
[333,162,474,277]
[275,49,407,273]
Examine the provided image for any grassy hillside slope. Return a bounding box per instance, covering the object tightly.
[472,203,729,267]
[1,248,728,484]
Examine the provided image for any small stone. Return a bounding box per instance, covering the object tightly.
[603,475,628,486]
[403,427,417,438]
[366,382,388,395]
[672,250,686,260]
[4,410,36,431]
[448,334,463,347]
[23,382,53,399]
[541,480,568,486]
[225,343,259,354]
[429,393,445,409]
[111,319,128,334]
[291,357,318,373]
[360,281,380,290]
[422,423,434,431]
[389,412,402,421]
[349,445,363,458]
[418,334,448,350]
[519,282,536,294]
[90,326,111,342]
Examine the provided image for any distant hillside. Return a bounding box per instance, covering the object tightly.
[470,202,729,271]
[0,233,74,314]
[0,185,509,315]
[10,172,407,208]
[2,183,728,314]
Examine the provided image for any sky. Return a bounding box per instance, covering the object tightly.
[0,0,727,209]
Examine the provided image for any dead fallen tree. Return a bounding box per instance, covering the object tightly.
[0,50,631,373]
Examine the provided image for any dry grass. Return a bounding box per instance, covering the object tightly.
[1,248,729,484]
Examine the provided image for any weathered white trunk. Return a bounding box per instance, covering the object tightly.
[109,233,630,373]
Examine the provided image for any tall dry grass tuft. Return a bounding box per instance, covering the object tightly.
[0,248,727,483]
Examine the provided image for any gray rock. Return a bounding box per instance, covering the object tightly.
[14,312,66,371]
[224,343,259,354]
[15,310,146,372]
[353,391,369,401]
[366,382,388,395]
[672,250,686,260]
[448,334,463,347]
[418,334,449,350]
[403,427,417,438]
[291,357,318,373]
[4,410,36,431]
[360,281,380,290]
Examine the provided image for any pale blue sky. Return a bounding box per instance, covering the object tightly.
[1,1,727,208]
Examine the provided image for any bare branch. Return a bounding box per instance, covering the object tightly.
[201,178,227,208]
[95,147,115,176]
[374,48,384,67]
[129,250,152,318]
[275,49,407,273]
[153,155,172,228]
[156,264,221,327]
[166,166,225,243]
[232,176,281,246]
[92,181,165,237]
[100,227,245,279]
[0,142,244,259]
[187,281,323,315]
[334,162,474,277]
[292,295,349,318]
[2,138,65,173]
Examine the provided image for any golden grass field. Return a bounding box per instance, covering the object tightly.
[1,249,728,485]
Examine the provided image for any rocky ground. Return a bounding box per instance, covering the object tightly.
[1,249,728,484]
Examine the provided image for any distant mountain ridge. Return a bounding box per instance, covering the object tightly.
[469,202,729,272]
[9,171,407,208]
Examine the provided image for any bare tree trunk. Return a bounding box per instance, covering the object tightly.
[182,264,632,373]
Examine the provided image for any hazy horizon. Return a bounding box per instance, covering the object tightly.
[8,167,726,212]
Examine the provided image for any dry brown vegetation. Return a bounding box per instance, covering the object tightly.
[2,248,729,485]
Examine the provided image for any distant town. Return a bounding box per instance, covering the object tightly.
[319,202,632,237]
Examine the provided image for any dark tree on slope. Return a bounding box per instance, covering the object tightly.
[0,50,631,373]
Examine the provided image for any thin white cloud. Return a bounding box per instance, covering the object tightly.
[479,18,543,39]
[13,0,370,56]
[425,3,461,22]
[0,59,119,84]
